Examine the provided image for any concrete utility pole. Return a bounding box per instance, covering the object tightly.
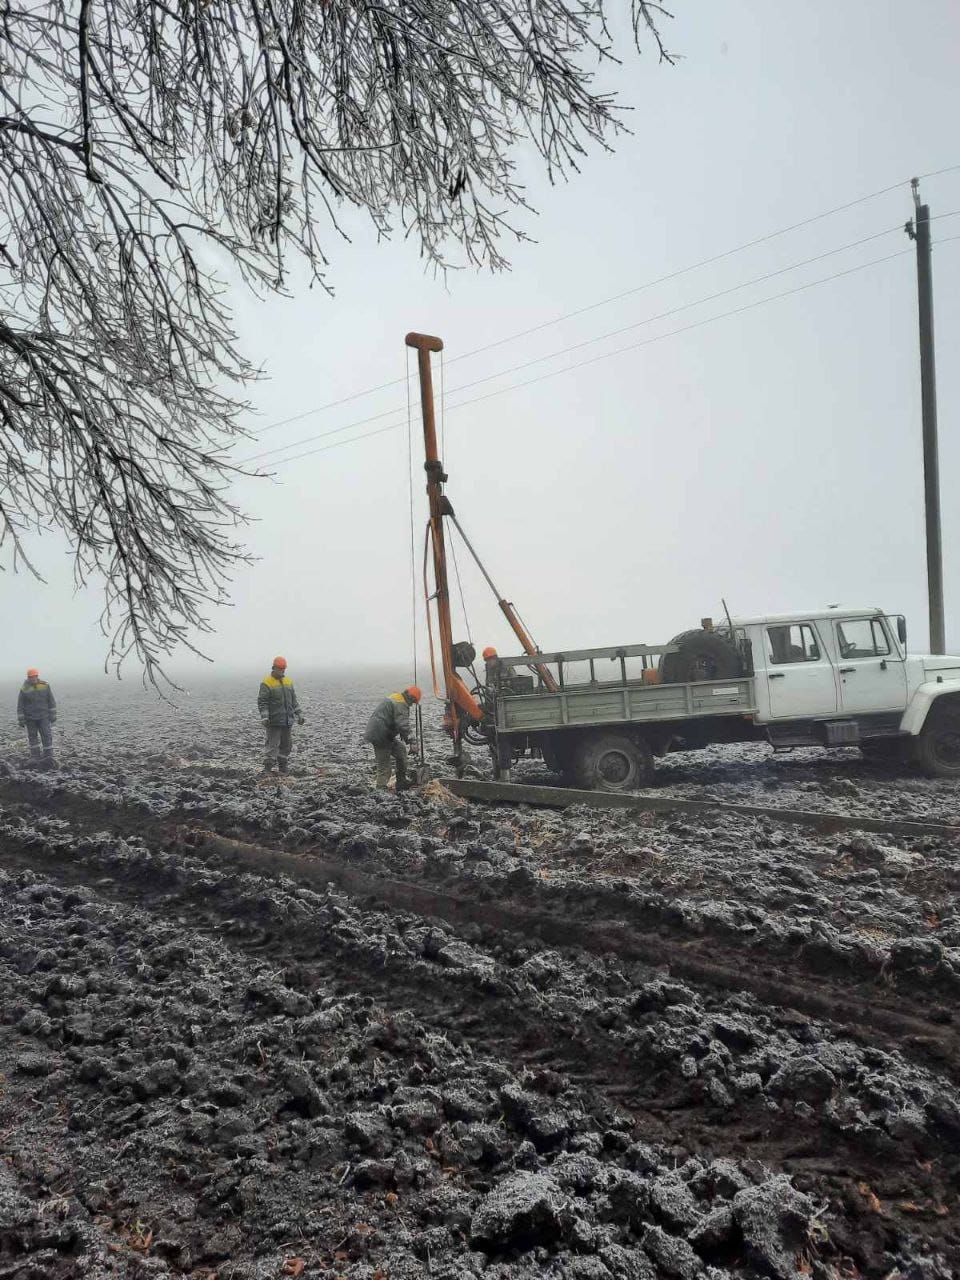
[905,179,945,653]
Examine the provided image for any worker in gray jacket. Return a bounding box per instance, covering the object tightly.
[257,656,304,775]
[364,686,421,789]
[17,668,57,767]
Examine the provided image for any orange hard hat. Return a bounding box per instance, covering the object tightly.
[26,668,39,679]
[481,646,498,660]
[272,656,287,669]
[405,685,422,704]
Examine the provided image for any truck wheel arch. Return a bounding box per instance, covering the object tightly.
[914,695,960,778]
[901,684,960,737]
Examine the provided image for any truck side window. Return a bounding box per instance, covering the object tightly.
[835,619,890,659]
[766,624,821,665]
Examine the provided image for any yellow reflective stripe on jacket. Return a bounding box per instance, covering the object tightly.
[262,675,293,687]
[389,692,405,704]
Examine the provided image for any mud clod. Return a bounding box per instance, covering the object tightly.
[470,1172,566,1251]
[732,1178,815,1280]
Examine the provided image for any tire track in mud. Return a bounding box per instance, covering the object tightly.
[0,827,927,1228]
[1,775,957,1077]
[0,822,708,1169]
[186,828,960,1079]
[2,804,960,1268]
[0,815,955,1146]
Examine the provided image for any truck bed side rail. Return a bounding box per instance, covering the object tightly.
[493,642,679,693]
[497,677,757,733]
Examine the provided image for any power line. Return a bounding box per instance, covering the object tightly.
[246,161,960,440]
[437,169,960,369]
[267,238,960,470]
[240,394,424,464]
[240,217,957,466]
[381,220,960,418]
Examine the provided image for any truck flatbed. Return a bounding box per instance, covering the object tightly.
[496,676,757,733]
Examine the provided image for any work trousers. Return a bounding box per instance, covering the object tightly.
[26,718,54,759]
[374,739,408,789]
[264,724,293,770]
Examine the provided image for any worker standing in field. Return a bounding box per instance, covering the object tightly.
[17,668,57,768]
[364,687,421,790]
[257,657,304,776]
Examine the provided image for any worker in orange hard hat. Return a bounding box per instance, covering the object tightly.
[17,668,57,768]
[482,646,499,692]
[364,686,421,790]
[257,656,304,776]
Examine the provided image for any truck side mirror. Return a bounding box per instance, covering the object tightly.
[897,616,907,644]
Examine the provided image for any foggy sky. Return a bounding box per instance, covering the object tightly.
[5,0,960,690]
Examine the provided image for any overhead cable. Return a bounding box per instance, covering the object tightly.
[247,162,960,439]
[267,240,959,469]
[240,218,949,466]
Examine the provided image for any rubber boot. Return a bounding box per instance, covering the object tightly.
[277,759,289,775]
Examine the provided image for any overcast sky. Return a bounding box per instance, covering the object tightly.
[6,0,960,687]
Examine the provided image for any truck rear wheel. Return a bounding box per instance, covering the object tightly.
[916,708,960,778]
[573,732,654,792]
[659,630,744,684]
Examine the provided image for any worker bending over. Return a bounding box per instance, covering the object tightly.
[365,686,421,790]
[17,668,57,768]
[258,657,304,775]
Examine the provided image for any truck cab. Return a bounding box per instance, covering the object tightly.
[740,608,907,727]
[735,606,960,771]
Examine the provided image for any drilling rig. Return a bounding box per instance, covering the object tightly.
[406,332,555,772]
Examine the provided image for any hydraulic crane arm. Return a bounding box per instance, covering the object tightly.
[446,513,559,694]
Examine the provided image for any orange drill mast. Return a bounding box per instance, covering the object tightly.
[406,333,484,755]
[406,331,557,763]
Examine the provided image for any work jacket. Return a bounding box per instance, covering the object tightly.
[364,693,410,747]
[258,675,301,727]
[18,681,56,722]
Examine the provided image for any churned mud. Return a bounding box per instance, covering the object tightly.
[0,674,958,1278]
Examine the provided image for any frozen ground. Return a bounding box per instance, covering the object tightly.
[0,670,958,1278]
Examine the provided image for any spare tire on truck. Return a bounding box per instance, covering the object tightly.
[659,629,744,684]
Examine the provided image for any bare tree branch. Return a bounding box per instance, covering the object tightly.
[0,0,672,681]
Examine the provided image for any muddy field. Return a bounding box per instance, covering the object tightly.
[1,671,958,1279]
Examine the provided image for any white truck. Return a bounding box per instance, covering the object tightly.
[481,606,960,790]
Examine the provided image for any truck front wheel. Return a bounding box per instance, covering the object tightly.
[573,733,654,792]
[916,708,960,778]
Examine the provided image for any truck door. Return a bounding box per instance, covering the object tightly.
[833,617,907,713]
[763,622,838,718]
